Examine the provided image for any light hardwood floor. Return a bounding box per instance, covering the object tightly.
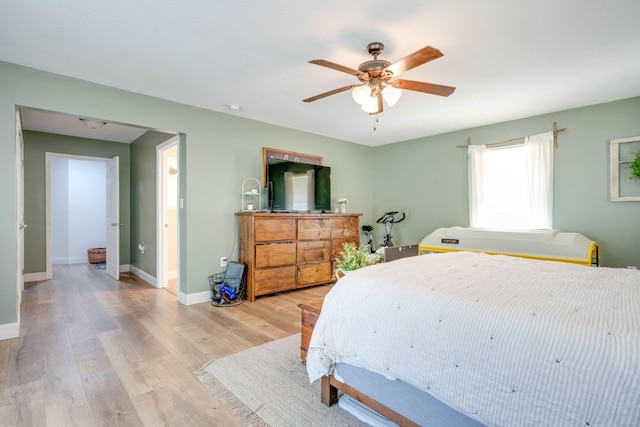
[0,264,332,426]
[165,279,178,296]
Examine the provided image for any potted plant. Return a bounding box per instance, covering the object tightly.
[627,152,640,180]
[334,242,375,279]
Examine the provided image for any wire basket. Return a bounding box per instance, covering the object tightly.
[208,269,247,307]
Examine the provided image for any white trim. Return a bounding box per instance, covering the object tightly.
[24,272,48,282]
[0,322,19,341]
[181,290,210,306]
[167,270,178,280]
[129,264,157,287]
[16,109,24,329]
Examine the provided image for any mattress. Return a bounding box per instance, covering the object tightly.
[307,251,640,426]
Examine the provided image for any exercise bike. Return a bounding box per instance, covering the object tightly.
[376,211,405,247]
[362,225,375,253]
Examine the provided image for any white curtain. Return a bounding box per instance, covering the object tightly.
[284,172,294,210]
[468,131,554,229]
[468,144,487,227]
[524,131,554,229]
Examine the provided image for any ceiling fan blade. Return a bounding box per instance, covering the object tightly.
[303,85,357,103]
[390,79,456,97]
[308,59,362,76]
[384,46,443,76]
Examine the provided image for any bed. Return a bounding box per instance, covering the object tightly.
[306,251,640,426]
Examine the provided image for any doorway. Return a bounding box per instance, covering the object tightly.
[157,137,179,296]
[18,107,185,308]
[46,153,119,279]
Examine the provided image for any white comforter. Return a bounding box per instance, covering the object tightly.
[307,252,640,426]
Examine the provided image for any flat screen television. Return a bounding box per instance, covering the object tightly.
[266,160,331,212]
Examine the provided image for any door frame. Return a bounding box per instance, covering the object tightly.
[156,136,179,295]
[45,153,114,278]
[15,110,24,330]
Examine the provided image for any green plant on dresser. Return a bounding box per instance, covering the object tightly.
[334,242,376,279]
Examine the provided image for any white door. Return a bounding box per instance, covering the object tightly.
[106,156,120,280]
[157,137,179,293]
[16,110,25,317]
[158,147,168,289]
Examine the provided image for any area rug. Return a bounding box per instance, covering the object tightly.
[194,334,369,427]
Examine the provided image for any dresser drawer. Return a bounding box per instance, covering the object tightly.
[331,236,359,260]
[297,262,332,287]
[256,242,296,268]
[254,266,296,295]
[330,217,359,238]
[297,240,330,263]
[298,218,331,240]
[255,218,296,242]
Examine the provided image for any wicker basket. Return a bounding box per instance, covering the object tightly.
[87,248,106,264]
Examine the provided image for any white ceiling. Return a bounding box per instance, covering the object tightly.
[2,0,640,147]
[20,109,148,143]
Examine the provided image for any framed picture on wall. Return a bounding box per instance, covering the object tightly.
[610,136,640,202]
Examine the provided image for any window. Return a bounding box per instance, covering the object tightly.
[468,131,554,230]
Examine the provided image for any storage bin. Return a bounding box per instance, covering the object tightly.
[87,248,106,264]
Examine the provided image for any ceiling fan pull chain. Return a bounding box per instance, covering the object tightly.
[373,115,378,131]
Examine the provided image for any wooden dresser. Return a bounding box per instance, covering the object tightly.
[236,212,361,301]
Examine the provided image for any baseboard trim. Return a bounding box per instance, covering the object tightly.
[0,322,19,341]
[24,272,49,282]
[129,265,157,287]
[182,290,210,306]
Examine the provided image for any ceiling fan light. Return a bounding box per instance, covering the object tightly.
[361,96,379,113]
[352,84,371,105]
[383,85,402,107]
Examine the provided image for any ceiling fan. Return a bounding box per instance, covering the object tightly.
[303,42,455,115]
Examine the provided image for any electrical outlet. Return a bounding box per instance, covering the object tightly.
[220,257,228,267]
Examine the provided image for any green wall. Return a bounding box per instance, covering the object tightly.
[130,131,175,275]
[22,131,132,273]
[0,60,373,328]
[2,59,639,333]
[371,97,640,268]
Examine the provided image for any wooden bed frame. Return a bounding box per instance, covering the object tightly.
[321,374,421,427]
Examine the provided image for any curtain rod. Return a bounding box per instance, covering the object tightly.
[457,122,567,149]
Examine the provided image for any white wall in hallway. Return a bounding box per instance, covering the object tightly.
[51,157,107,264]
